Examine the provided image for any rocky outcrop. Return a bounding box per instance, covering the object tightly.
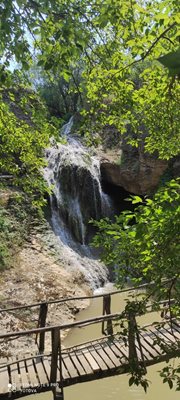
[100,141,177,195]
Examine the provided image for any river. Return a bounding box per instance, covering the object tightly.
[23,284,179,400]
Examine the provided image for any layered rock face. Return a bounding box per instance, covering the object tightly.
[100,141,178,195]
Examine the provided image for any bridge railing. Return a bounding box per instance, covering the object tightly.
[0,295,176,399]
[0,278,174,355]
[0,298,175,358]
[0,279,175,356]
[0,278,173,317]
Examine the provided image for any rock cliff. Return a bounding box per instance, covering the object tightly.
[99,138,178,195]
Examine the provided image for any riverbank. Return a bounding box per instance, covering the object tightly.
[0,226,92,358]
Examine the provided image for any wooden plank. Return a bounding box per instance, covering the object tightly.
[164,325,180,340]
[155,328,178,349]
[138,340,156,361]
[81,349,100,372]
[68,352,87,376]
[74,350,93,375]
[0,364,9,394]
[93,342,115,369]
[41,357,51,381]
[160,325,180,342]
[62,354,79,379]
[151,327,178,355]
[169,328,180,341]
[34,357,49,386]
[26,358,39,387]
[18,360,29,389]
[139,331,162,355]
[87,347,107,371]
[113,340,129,362]
[137,336,158,360]
[106,341,123,364]
[61,360,71,380]
[101,342,121,367]
[89,345,109,370]
[149,328,173,351]
[171,320,180,332]
[115,336,148,363]
[9,358,21,392]
[170,323,180,337]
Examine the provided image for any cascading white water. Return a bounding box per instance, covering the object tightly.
[44,118,113,289]
[60,115,74,136]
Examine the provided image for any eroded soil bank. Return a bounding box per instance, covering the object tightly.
[0,226,92,358]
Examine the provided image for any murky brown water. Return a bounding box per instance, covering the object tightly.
[23,284,179,400]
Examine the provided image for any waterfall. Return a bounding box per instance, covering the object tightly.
[60,116,74,136]
[44,119,113,288]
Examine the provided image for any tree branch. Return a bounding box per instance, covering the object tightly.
[141,22,176,60]
[109,22,177,80]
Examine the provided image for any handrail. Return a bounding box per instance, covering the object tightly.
[0,354,47,368]
[0,278,173,314]
[0,297,175,341]
[145,298,175,310]
[0,312,124,340]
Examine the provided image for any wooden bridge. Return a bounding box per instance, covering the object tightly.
[0,282,179,399]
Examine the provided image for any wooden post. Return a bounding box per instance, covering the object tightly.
[102,295,105,334]
[128,309,138,364]
[38,303,48,354]
[50,328,60,383]
[58,330,64,400]
[102,294,113,335]
[50,327,63,400]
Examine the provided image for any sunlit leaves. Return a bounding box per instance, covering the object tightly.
[0,1,179,161]
[0,88,58,206]
[93,179,180,289]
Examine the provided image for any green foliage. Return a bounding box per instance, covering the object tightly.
[160,364,180,391]
[0,0,179,390]
[0,1,179,160]
[128,368,149,393]
[0,85,59,207]
[27,60,85,119]
[80,1,179,158]
[93,179,180,294]
[38,73,82,119]
[93,179,180,389]
[84,61,179,158]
